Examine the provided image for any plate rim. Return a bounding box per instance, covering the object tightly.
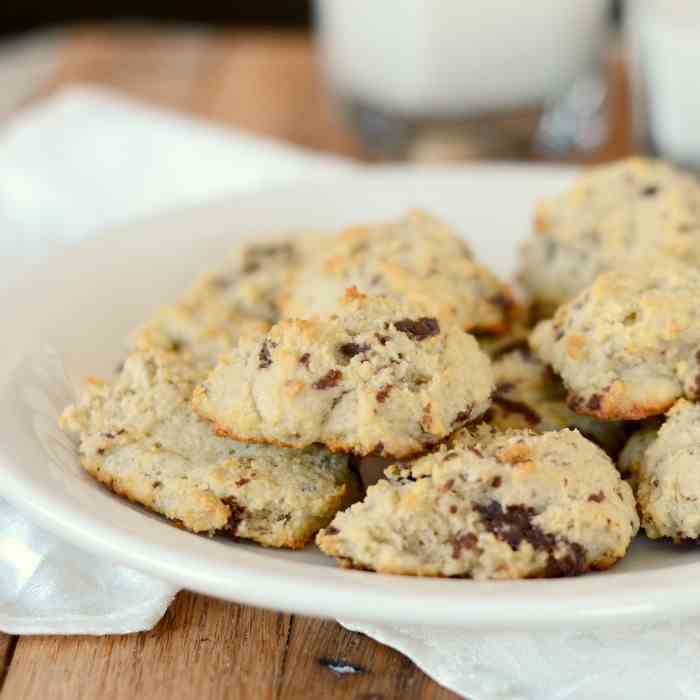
[2,163,698,630]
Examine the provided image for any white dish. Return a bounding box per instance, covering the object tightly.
[1,164,698,630]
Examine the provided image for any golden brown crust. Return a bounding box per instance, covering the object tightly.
[205,417,447,461]
[566,392,676,422]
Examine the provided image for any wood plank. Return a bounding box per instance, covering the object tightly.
[276,617,458,700]
[3,600,457,699]
[0,634,17,692]
[2,593,292,700]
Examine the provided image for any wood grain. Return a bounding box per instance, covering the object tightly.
[0,635,17,692]
[3,593,293,700]
[277,616,457,700]
[2,595,457,700]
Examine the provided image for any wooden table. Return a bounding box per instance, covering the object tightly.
[0,25,634,700]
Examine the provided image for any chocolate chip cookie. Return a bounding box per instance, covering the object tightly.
[283,210,517,334]
[133,302,269,374]
[628,400,700,542]
[486,343,628,456]
[531,260,700,420]
[193,289,494,458]
[520,157,700,314]
[185,233,323,323]
[60,350,355,548]
[316,426,638,578]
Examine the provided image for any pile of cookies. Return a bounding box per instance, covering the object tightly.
[61,158,700,581]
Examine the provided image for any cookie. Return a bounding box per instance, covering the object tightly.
[531,260,700,420]
[283,210,517,334]
[630,400,700,542]
[316,426,638,579]
[519,157,700,313]
[185,233,323,323]
[133,303,269,374]
[485,344,628,456]
[617,419,662,489]
[193,290,494,458]
[60,350,354,548]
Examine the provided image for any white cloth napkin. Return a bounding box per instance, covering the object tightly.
[0,86,351,630]
[1,87,698,700]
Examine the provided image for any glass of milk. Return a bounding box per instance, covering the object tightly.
[626,0,700,169]
[315,0,611,160]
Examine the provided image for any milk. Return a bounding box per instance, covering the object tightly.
[627,0,700,168]
[315,0,610,118]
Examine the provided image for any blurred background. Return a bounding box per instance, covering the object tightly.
[1,1,697,167]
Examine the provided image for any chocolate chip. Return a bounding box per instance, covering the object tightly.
[258,340,273,369]
[375,333,390,345]
[494,382,515,395]
[339,342,370,359]
[489,292,514,312]
[394,317,440,340]
[170,340,183,353]
[376,384,393,403]
[491,476,502,488]
[221,497,246,535]
[370,442,385,457]
[236,478,250,487]
[476,501,553,551]
[452,405,473,426]
[152,481,162,488]
[492,396,540,425]
[299,353,310,368]
[476,501,587,577]
[544,543,586,577]
[641,185,658,197]
[586,394,602,411]
[449,505,458,514]
[313,369,342,390]
[588,490,605,503]
[325,526,339,535]
[451,532,477,559]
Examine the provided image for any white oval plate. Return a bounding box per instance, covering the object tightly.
[1,165,698,631]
